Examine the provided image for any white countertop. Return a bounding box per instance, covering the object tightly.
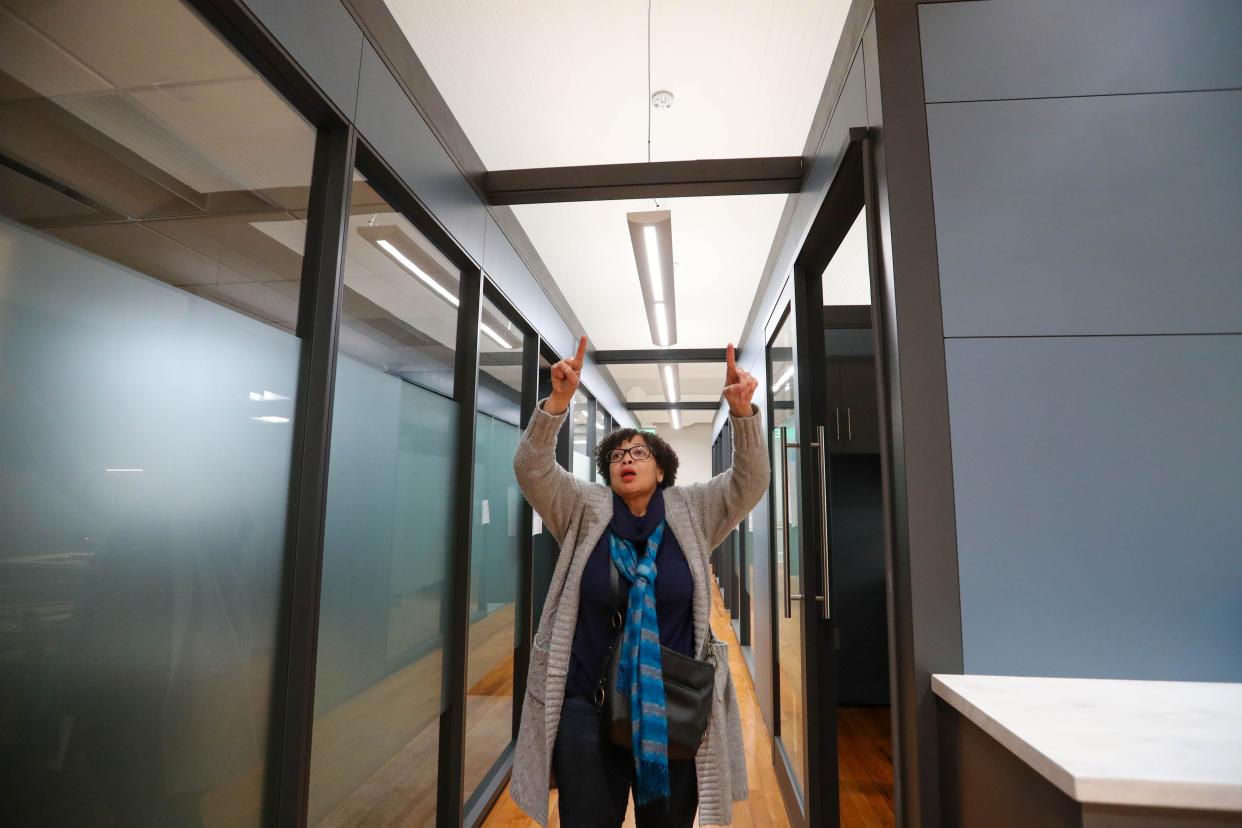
[932,674,1242,812]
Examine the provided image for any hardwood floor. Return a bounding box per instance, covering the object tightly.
[837,707,895,828]
[483,580,895,828]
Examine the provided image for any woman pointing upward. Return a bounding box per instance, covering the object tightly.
[510,336,767,828]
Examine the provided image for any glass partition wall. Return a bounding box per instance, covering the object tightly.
[0,2,574,826]
[464,292,528,809]
[308,170,459,826]
[0,1,316,824]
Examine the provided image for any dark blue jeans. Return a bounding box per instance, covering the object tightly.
[553,695,698,828]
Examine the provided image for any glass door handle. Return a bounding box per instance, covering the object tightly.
[834,407,840,440]
[780,426,794,618]
[847,408,853,441]
[815,424,831,621]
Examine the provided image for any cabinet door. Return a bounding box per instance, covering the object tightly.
[824,363,846,451]
[838,363,880,454]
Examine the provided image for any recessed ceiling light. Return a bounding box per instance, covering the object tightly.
[651,90,674,110]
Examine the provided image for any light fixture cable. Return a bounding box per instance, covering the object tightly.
[648,0,660,210]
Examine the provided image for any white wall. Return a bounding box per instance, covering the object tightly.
[659,423,714,485]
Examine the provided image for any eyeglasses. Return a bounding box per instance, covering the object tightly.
[608,444,652,464]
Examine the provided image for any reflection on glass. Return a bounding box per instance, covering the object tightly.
[343,184,462,395]
[745,499,761,653]
[571,389,591,480]
[770,315,806,799]
[464,296,524,802]
[0,2,314,824]
[308,174,459,826]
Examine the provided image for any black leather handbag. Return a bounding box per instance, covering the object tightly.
[594,558,715,760]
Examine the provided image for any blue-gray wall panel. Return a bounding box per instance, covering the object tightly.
[920,0,1242,103]
[242,0,363,119]
[947,334,1242,681]
[929,90,1242,338]
[355,43,486,263]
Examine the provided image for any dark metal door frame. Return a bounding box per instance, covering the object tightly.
[762,125,906,828]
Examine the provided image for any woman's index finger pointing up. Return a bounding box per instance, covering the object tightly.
[572,335,587,369]
[725,342,739,383]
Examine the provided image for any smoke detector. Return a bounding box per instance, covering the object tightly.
[651,90,675,110]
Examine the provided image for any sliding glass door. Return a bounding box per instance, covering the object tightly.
[767,283,838,828]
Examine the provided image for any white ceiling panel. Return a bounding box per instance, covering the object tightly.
[384,0,849,351]
[385,0,850,169]
[513,194,787,349]
[605,362,725,402]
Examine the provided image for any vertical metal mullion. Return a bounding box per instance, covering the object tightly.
[270,123,355,828]
[439,264,484,828]
[513,332,540,739]
[586,397,598,482]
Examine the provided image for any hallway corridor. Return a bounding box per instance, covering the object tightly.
[481,582,894,827]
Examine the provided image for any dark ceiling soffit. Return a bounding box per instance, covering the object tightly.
[485,157,804,205]
[593,348,732,364]
[627,401,721,411]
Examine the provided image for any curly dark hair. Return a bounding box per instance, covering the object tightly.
[594,428,680,489]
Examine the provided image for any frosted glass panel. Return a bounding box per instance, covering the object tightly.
[0,218,299,826]
[464,413,522,801]
[308,356,455,826]
[0,0,316,821]
[308,172,459,827]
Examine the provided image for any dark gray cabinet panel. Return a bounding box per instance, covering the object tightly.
[838,363,879,455]
[919,0,1242,103]
[946,334,1242,681]
[824,359,880,455]
[355,43,486,263]
[929,90,1242,338]
[241,0,364,119]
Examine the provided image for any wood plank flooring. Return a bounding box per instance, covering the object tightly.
[483,581,895,828]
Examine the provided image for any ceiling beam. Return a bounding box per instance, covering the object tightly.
[485,157,803,205]
[627,401,721,411]
[593,348,733,364]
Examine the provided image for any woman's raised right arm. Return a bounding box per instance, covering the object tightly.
[512,336,592,542]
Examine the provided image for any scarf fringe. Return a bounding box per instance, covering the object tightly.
[634,757,672,805]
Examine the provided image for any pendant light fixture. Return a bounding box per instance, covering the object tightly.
[627,209,677,346]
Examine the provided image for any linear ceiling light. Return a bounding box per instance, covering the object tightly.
[361,224,516,351]
[479,322,513,349]
[643,225,665,302]
[660,363,679,403]
[627,210,677,347]
[373,238,460,308]
[670,409,681,430]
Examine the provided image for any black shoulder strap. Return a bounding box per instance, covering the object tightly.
[609,553,624,614]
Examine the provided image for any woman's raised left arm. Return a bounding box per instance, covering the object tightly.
[681,344,769,550]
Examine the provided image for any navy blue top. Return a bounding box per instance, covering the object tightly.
[564,489,696,701]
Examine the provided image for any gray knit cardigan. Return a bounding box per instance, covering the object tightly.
[510,399,769,827]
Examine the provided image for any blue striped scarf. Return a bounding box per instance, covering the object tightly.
[609,522,670,805]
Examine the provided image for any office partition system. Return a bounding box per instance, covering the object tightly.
[0,2,612,826]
